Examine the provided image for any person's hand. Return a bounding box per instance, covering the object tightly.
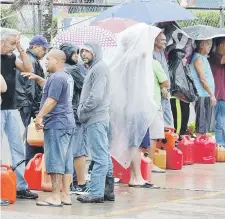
[21,72,38,80]
[161,87,169,99]
[210,95,217,108]
[16,34,23,52]
[35,116,44,131]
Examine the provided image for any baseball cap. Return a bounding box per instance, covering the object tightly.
[29,35,51,49]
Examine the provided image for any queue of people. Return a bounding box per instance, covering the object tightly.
[0,25,225,207]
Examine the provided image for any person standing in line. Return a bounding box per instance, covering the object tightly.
[22,49,75,207]
[168,49,198,135]
[59,43,89,195]
[109,23,161,188]
[0,73,10,206]
[144,60,168,173]
[209,37,225,147]
[1,28,38,200]
[77,40,114,203]
[190,40,216,136]
[17,35,50,163]
[154,32,174,128]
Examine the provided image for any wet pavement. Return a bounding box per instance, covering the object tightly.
[2,163,225,219]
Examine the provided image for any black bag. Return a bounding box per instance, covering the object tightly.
[170,64,198,103]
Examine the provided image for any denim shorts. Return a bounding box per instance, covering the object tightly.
[71,124,88,158]
[44,128,74,174]
[140,129,150,148]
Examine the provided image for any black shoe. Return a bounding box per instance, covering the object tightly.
[104,177,115,201]
[70,183,90,195]
[17,189,38,199]
[77,195,104,203]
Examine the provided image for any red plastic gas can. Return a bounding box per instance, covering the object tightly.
[194,135,216,164]
[166,144,183,170]
[112,152,152,184]
[178,135,194,165]
[157,127,178,152]
[24,153,43,190]
[0,165,17,204]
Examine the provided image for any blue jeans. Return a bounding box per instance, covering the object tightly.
[1,110,28,191]
[161,98,174,127]
[215,100,225,147]
[86,120,113,197]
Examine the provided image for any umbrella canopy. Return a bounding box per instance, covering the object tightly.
[183,25,225,40]
[52,26,117,48]
[91,0,196,25]
[92,18,137,33]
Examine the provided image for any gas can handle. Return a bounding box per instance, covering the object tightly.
[0,164,11,170]
[198,135,209,142]
[32,153,43,160]
[164,127,175,133]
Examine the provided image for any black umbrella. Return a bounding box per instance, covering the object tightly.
[183,25,225,40]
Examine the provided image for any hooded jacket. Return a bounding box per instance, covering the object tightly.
[15,49,44,113]
[60,43,85,123]
[78,40,110,127]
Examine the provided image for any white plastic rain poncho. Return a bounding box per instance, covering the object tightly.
[109,23,161,168]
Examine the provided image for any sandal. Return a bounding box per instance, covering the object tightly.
[36,201,63,207]
[129,182,160,189]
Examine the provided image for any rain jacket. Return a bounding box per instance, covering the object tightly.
[16,49,44,114]
[78,40,110,127]
[168,49,198,103]
[60,43,86,124]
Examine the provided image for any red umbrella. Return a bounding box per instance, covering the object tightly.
[92,18,137,33]
[52,26,117,48]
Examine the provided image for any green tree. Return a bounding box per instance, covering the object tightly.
[0,7,18,29]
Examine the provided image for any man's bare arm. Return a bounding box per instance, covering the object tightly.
[194,57,216,107]
[221,55,225,64]
[15,35,32,72]
[160,80,169,88]
[194,58,214,96]
[21,72,46,88]
[37,97,57,118]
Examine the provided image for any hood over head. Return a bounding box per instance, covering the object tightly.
[81,40,103,66]
[59,42,79,65]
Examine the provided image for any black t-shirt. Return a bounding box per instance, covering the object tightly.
[1,53,17,110]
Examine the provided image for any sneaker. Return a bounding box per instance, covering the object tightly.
[0,199,10,206]
[70,184,89,195]
[152,164,165,173]
[77,195,104,203]
[17,189,38,199]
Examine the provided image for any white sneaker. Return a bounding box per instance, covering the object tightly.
[152,165,165,173]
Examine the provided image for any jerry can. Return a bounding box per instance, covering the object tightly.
[27,118,44,147]
[153,148,166,169]
[166,143,183,170]
[112,152,152,184]
[157,127,178,152]
[0,165,16,204]
[178,135,194,165]
[194,135,216,164]
[140,152,152,181]
[0,160,26,204]
[24,153,43,190]
[215,145,225,162]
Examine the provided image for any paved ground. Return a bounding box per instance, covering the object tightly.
[2,163,225,219]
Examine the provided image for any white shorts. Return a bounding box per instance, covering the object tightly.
[149,107,165,140]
